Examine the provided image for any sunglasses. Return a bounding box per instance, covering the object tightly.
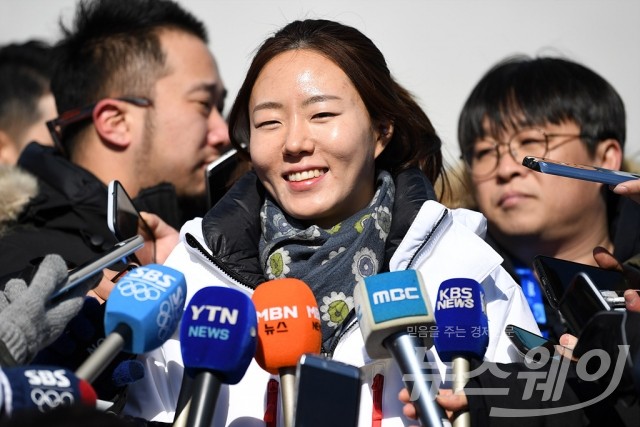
[46,96,152,155]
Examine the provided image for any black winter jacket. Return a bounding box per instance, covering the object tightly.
[0,142,181,283]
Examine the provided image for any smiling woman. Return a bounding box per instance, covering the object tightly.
[126,19,540,426]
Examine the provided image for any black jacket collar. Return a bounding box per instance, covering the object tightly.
[201,168,437,288]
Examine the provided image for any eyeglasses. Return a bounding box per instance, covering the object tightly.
[46,96,153,155]
[462,127,589,178]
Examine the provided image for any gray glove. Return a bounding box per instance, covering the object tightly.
[0,254,92,365]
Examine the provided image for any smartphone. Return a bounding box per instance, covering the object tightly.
[532,255,628,310]
[48,234,144,303]
[294,354,361,427]
[522,156,640,186]
[107,180,153,241]
[558,272,613,336]
[205,148,242,209]
[505,324,558,358]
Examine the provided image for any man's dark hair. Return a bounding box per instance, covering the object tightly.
[0,40,53,143]
[51,0,208,154]
[458,55,626,158]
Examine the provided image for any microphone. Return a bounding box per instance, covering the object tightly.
[111,359,145,388]
[433,278,489,427]
[252,278,322,427]
[0,365,97,416]
[175,286,257,427]
[75,264,186,383]
[353,269,445,427]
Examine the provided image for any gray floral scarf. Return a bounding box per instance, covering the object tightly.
[259,170,395,348]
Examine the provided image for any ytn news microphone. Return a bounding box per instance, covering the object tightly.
[434,278,489,427]
[175,286,257,427]
[252,278,322,427]
[354,269,445,427]
[0,365,96,416]
[75,264,186,383]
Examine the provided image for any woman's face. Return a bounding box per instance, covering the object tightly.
[248,49,390,228]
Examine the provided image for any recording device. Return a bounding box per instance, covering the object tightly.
[505,324,559,358]
[433,278,489,427]
[293,354,361,427]
[47,234,144,303]
[559,271,615,336]
[252,278,322,427]
[107,179,155,262]
[522,156,640,186]
[532,255,628,310]
[0,366,97,416]
[107,180,153,240]
[205,148,241,209]
[75,264,186,383]
[176,286,257,427]
[353,269,445,427]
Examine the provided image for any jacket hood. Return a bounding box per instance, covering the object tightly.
[0,165,38,234]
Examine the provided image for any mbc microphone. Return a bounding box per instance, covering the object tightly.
[75,264,186,383]
[354,269,445,427]
[176,286,257,427]
[433,278,489,427]
[0,366,97,416]
[252,278,322,427]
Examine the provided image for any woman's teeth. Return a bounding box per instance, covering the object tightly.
[288,169,325,182]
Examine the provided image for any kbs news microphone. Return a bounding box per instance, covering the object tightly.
[0,365,97,416]
[176,286,257,427]
[354,269,445,427]
[433,278,489,427]
[75,264,186,383]
[252,278,322,427]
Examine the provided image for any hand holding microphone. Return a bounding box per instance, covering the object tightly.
[433,278,489,427]
[75,264,186,383]
[252,278,322,427]
[354,269,445,427]
[174,286,257,427]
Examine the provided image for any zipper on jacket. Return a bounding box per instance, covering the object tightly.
[371,373,384,427]
[405,208,448,270]
[185,232,255,291]
[264,378,279,427]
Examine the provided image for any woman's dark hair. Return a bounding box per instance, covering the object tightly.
[458,55,626,159]
[227,19,444,185]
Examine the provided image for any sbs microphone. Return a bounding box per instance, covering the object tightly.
[252,278,322,427]
[75,264,186,383]
[434,278,489,427]
[0,365,97,416]
[354,269,445,427]
[177,286,257,427]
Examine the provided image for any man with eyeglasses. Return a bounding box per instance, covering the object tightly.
[444,55,640,426]
[0,0,230,281]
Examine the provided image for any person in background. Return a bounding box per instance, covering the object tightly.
[125,19,538,426]
[456,55,640,340]
[0,40,56,236]
[0,0,230,281]
[0,39,56,165]
[411,55,640,426]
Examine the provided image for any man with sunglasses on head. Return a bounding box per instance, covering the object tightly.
[0,0,230,281]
